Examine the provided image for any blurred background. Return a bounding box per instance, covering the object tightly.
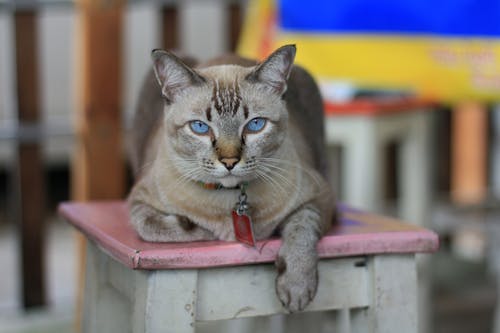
[0,0,499,332]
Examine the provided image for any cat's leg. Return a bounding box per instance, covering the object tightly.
[129,201,217,242]
[275,204,323,312]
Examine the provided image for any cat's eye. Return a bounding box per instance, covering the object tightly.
[245,117,267,133]
[190,120,210,135]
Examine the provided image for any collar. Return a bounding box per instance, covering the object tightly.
[197,181,248,191]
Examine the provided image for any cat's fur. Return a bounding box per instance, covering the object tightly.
[128,45,335,312]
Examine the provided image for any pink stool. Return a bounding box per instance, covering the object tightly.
[59,201,438,333]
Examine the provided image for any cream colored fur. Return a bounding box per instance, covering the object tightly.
[128,45,335,312]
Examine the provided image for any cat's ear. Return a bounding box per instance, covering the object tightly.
[151,49,206,103]
[246,44,296,95]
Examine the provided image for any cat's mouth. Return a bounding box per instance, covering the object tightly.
[204,162,255,188]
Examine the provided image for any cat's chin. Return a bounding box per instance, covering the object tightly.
[218,176,241,188]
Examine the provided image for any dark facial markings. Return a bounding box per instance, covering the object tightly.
[211,79,242,116]
[205,107,212,122]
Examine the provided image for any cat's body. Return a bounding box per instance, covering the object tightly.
[128,45,335,312]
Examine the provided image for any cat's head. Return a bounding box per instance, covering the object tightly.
[151,45,296,188]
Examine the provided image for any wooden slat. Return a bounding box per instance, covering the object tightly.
[451,102,488,204]
[493,106,500,198]
[161,5,178,50]
[14,8,46,309]
[73,0,125,329]
[73,0,125,201]
[228,2,242,52]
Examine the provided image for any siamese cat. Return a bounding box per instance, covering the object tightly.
[128,45,335,312]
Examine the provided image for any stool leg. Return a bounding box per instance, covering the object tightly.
[82,242,102,333]
[398,111,433,333]
[336,309,351,333]
[133,270,198,333]
[82,242,131,333]
[399,111,432,227]
[350,255,418,333]
[343,118,384,211]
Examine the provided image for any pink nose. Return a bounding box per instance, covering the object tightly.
[220,157,240,170]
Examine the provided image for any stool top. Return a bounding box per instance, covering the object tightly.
[324,98,436,116]
[58,201,439,270]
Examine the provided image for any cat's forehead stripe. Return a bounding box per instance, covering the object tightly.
[211,79,242,116]
[205,107,212,122]
[243,105,249,119]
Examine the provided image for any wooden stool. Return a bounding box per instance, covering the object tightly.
[59,201,437,333]
[324,98,435,227]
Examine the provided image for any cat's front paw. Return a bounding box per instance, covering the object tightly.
[275,256,318,312]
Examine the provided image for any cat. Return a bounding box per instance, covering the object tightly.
[128,45,335,312]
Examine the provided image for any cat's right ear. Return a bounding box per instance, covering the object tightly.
[151,50,206,103]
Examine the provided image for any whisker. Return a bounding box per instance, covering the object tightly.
[258,157,324,189]
[258,163,305,201]
[258,156,327,199]
[254,168,289,199]
[165,164,205,190]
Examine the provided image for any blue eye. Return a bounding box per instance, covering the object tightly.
[245,118,266,132]
[190,120,210,135]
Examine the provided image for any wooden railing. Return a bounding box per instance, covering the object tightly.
[13,6,46,308]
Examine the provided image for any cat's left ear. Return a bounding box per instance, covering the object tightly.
[246,44,296,95]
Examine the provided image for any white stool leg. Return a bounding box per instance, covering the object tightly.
[133,270,198,333]
[399,111,432,227]
[82,242,104,333]
[343,118,385,211]
[83,242,132,333]
[336,309,351,333]
[351,255,418,333]
[325,116,384,210]
[398,111,433,333]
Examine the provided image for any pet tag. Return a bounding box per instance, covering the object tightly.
[232,186,256,247]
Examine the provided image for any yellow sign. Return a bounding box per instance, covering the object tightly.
[238,0,500,102]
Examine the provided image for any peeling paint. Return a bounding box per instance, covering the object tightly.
[132,250,141,268]
[232,306,255,318]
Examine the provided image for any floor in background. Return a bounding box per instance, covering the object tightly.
[0,206,498,333]
[432,244,497,333]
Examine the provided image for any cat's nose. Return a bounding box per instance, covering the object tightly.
[220,157,240,170]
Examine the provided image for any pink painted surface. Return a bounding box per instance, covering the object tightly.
[58,201,439,270]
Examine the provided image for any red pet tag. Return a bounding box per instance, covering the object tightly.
[232,185,256,247]
[232,210,256,247]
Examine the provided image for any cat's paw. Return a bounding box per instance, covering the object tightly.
[275,256,318,312]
